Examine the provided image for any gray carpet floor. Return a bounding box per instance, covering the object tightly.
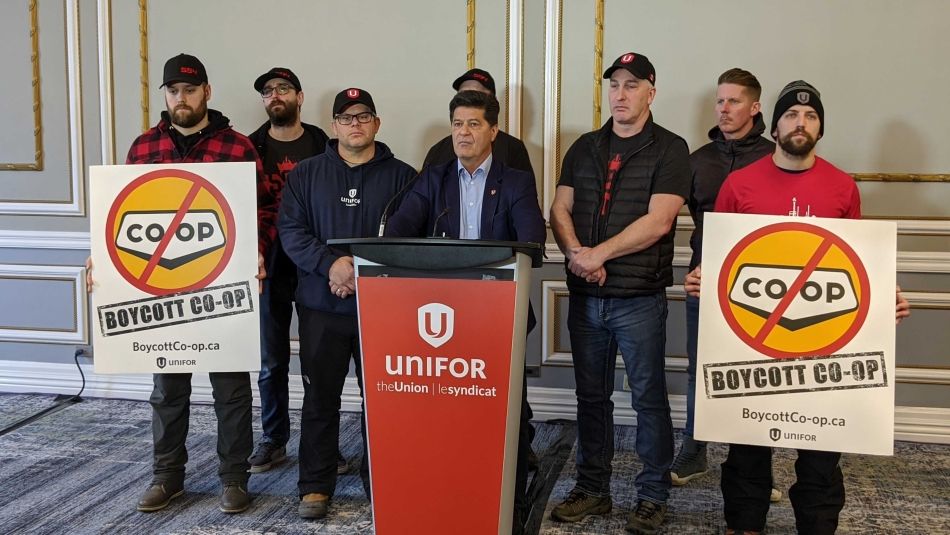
[0,393,947,534]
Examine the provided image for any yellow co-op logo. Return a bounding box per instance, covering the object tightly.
[106,169,236,295]
[717,222,870,358]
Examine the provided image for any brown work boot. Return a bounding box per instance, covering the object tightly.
[550,489,612,522]
[136,480,184,512]
[219,482,250,513]
[299,492,331,519]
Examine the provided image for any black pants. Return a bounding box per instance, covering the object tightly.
[512,369,532,535]
[721,444,844,534]
[150,372,253,485]
[296,307,370,497]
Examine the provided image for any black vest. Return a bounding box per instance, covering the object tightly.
[567,118,685,297]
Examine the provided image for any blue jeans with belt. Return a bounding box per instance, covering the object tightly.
[567,292,674,504]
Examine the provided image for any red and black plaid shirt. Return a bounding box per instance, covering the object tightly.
[125,109,277,256]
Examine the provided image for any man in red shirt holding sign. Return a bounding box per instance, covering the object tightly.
[686,80,910,535]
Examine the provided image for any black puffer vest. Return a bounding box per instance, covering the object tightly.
[567,117,685,297]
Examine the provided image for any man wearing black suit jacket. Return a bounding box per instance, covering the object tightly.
[422,68,534,180]
[386,90,544,535]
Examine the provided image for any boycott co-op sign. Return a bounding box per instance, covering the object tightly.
[90,163,261,374]
[106,168,236,295]
[695,214,897,455]
[718,222,870,359]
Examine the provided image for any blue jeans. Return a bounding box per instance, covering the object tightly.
[684,294,699,438]
[568,292,674,504]
[257,254,296,447]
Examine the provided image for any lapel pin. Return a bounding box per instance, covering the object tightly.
[490,189,497,196]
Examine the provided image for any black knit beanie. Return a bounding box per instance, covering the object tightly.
[771,80,824,139]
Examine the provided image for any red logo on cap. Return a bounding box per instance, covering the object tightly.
[347,88,360,99]
[620,53,635,64]
[180,67,198,75]
[474,74,488,82]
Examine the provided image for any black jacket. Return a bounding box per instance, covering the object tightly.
[278,140,415,315]
[687,114,774,270]
[423,130,534,180]
[561,116,690,297]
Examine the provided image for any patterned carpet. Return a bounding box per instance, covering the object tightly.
[0,393,946,534]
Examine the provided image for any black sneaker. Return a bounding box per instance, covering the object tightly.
[670,436,708,485]
[248,442,286,473]
[625,500,667,534]
[550,489,612,522]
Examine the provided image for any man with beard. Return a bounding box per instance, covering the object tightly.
[672,69,775,488]
[278,88,415,520]
[123,53,270,514]
[686,80,910,534]
[245,68,349,476]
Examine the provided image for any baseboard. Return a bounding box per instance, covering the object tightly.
[2,360,948,444]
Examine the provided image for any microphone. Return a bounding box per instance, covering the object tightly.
[431,208,450,238]
[377,168,425,237]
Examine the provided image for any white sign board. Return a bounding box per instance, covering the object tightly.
[694,213,896,455]
[89,163,261,374]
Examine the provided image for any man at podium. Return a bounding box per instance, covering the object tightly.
[384,89,545,534]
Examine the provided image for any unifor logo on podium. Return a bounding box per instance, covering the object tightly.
[418,302,454,348]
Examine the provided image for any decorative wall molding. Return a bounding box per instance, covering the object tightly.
[0,230,90,250]
[2,360,947,444]
[540,278,947,377]
[541,0,562,219]
[0,264,87,344]
[97,0,116,165]
[852,173,950,183]
[0,0,43,171]
[1,0,85,215]
[505,0,523,137]
[544,243,950,275]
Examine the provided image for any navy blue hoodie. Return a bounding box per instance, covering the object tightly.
[278,139,415,314]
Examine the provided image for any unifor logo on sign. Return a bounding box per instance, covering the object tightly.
[770,428,781,441]
[718,222,870,359]
[418,303,454,348]
[105,169,236,296]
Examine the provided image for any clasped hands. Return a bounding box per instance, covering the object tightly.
[567,246,606,286]
[328,256,356,299]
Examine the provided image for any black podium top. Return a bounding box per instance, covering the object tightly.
[327,238,543,270]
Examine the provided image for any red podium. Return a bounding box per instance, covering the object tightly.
[328,238,542,535]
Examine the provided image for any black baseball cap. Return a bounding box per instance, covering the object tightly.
[452,68,496,94]
[253,67,302,93]
[603,52,656,85]
[161,53,207,87]
[333,88,376,116]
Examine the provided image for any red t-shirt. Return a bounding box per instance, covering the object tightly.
[715,155,861,219]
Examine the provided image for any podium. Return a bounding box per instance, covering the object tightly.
[328,238,542,535]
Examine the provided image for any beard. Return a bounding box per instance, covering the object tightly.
[168,99,208,129]
[266,99,299,127]
[778,128,817,157]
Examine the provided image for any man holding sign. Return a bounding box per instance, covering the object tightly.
[96,53,270,514]
[685,80,910,534]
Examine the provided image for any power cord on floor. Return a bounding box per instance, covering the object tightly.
[0,348,88,437]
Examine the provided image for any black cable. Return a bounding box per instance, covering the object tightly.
[0,348,86,437]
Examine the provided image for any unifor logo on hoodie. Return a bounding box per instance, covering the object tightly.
[341,187,360,207]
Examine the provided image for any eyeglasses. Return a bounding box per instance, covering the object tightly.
[260,84,294,98]
[334,112,375,125]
